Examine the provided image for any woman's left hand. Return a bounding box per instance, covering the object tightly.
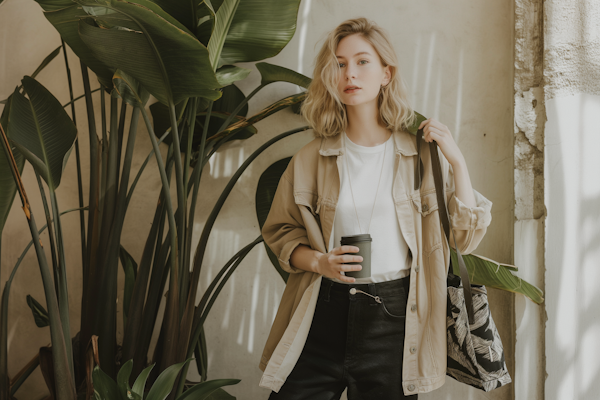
[418,118,465,168]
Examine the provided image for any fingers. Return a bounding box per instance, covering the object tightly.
[331,245,360,255]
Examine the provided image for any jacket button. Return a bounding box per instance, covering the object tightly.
[408,384,415,391]
[410,346,417,354]
[411,304,417,312]
[414,265,420,273]
[422,203,429,212]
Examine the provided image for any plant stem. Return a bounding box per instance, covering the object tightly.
[34,173,59,290]
[61,40,86,272]
[49,188,74,378]
[80,61,101,375]
[0,123,76,399]
[140,106,180,372]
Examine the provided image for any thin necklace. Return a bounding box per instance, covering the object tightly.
[343,133,388,234]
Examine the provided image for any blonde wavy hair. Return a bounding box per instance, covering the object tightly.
[302,18,415,138]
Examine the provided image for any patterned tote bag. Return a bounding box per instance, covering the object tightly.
[416,130,512,391]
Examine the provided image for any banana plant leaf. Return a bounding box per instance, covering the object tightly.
[7,77,77,190]
[35,0,114,88]
[219,0,301,66]
[208,0,240,70]
[450,250,544,304]
[256,62,312,89]
[146,359,191,400]
[0,96,25,235]
[92,366,121,400]
[132,363,154,397]
[31,46,62,80]
[255,158,292,282]
[76,0,221,105]
[112,70,150,108]
[212,85,248,117]
[216,65,251,87]
[177,379,240,400]
[147,0,197,32]
[406,111,428,135]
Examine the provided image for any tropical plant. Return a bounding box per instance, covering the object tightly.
[0,0,312,398]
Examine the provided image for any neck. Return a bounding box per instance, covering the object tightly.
[345,100,391,147]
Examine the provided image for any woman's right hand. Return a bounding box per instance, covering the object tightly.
[316,246,363,283]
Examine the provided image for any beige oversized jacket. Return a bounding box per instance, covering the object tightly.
[259,129,492,395]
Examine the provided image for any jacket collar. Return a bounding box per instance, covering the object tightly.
[318,130,418,157]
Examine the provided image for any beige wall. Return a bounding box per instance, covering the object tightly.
[0,0,515,399]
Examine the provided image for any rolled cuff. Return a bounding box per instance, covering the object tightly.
[448,189,492,230]
[278,236,312,274]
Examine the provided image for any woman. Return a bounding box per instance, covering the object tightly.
[259,18,492,399]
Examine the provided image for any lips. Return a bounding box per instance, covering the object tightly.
[344,85,361,93]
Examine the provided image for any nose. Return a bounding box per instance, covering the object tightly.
[345,65,356,80]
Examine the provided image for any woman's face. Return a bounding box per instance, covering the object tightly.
[335,34,391,108]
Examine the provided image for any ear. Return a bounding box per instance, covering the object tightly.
[381,65,392,87]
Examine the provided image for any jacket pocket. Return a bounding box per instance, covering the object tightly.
[294,191,321,216]
[411,191,439,217]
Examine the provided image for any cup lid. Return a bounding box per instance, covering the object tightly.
[340,234,372,243]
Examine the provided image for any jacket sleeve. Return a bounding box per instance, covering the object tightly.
[261,172,311,274]
[443,153,493,255]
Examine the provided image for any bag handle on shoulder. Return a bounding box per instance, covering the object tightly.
[416,129,475,324]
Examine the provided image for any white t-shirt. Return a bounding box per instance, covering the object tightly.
[330,132,411,283]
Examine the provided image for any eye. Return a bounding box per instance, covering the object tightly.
[338,62,346,68]
[359,59,369,65]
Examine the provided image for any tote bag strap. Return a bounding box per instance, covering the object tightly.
[416,129,475,324]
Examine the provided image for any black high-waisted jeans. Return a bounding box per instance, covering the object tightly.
[268,275,418,400]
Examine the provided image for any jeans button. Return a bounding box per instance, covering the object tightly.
[410,346,417,354]
[408,384,416,391]
[349,288,357,295]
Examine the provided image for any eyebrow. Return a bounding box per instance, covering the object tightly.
[336,51,372,59]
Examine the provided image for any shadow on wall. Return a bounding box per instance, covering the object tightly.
[545,94,600,400]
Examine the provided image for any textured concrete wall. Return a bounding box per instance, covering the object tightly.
[544,1,600,399]
[513,1,546,399]
[0,0,515,399]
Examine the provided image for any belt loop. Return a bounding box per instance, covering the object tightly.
[368,283,378,306]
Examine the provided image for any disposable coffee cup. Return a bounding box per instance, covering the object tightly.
[340,234,372,278]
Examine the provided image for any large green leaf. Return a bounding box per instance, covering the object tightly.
[112,70,149,108]
[450,250,544,304]
[212,85,248,117]
[147,0,197,32]
[92,366,122,400]
[215,65,251,87]
[77,0,221,105]
[407,111,427,135]
[0,96,25,234]
[256,62,311,89]
[7,77,77,190]
[177,379,240,400]
[208,0,240,69]
[36,1,114,88]
[219,0,301,66]
[255,158,292,282]
[131,363,154,396]
[146,359,191,400]
[116,360,133,400]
